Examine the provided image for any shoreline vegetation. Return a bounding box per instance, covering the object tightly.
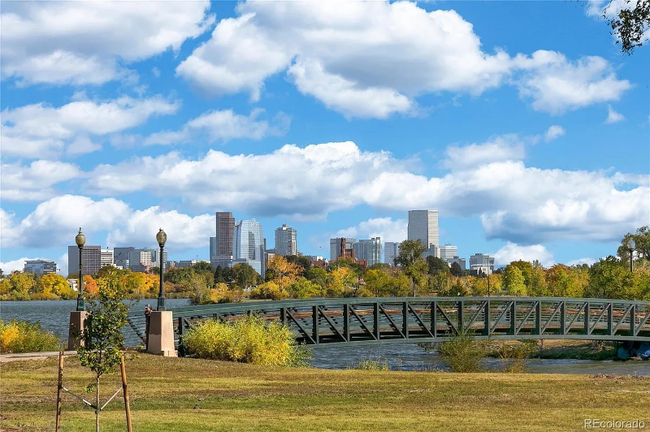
[1,354,648,432]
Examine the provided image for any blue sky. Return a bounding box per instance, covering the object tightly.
[1,0,648,274]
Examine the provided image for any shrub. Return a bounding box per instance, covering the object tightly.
[353,358,390,371]
[183,315,311,367]
[0,319,60,353]
[494,340,538,373]
[436,334,487,373]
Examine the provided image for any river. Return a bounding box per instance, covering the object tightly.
[2,300,648,375]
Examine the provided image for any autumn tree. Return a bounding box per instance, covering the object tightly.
[503,265,527,296]
[267,255,301,294]
[394,240,428,296]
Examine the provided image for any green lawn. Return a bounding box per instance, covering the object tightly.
[1,354,648,431]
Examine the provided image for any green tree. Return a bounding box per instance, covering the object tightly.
[306,267,328,288]
[528,262,549,297]
[287,278,324,299]
[604,0,650,54]
[503,265,527,296]
[286,255,312,276]
[193,261,214,274]
[450,262,463,277]
[77,275,128,432]
[395,240,428,296]
[585,256,634,299]
[232,263,258,289]
[618,226,650,264]
[426,256,450,276]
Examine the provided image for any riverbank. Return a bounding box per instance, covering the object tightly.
[2,355,648,431]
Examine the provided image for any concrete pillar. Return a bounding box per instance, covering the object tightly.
[67,311,87,350]
[146,311,176,356]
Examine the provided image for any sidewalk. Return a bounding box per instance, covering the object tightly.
[0,351,77,363]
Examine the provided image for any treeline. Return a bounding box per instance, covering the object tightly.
[1,227,648,302]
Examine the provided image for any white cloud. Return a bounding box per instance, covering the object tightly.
[567,257,597,266]
[2,96,179,158]
[0,257,33,274]
[1,195,129,249]
[56,254,69,276]
[1,1,214,85]
[176,1,629,118]
[605,105,625,124]
[493,242,554,266]
[443,134,525,170]
[544,125,565,142]
[107,207,213,250]
[86,139,649,244]
[1,160,83,201]
[335,217,408,243]
[514,51,631,114]
[145,109,290,145]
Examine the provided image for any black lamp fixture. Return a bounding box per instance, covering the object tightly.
[156,228,167,311]
[75,228,86,311]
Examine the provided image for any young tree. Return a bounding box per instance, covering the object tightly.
[77,276,128,432]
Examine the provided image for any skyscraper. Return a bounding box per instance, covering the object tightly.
[330,238,355,261]
[275,224,297,256]
[439,244,458,261]
[353,237,382,266]
[384,242,401,265]
[100,248,114,268]
[233,219,265,275]
[114,247,134,269]
[469,253,495,275]
[68,245,101,276]
[212,212,235,268]
[407,210,439,255]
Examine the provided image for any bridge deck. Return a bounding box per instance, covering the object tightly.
[125,297,650,350]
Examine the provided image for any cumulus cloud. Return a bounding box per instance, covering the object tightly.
[176,1,629,118]
[0,257,35,274]
[145,109,290,145]
[335,217,408,243]
[567,257,597,266]
[544,125,565,142]
[1,1,214,85]
[85,139,649,244]
[1,195,130,249]
[605,105,625,124]
[443,135,525,170]
[107,207,213,250]
[1,96,179,158]
[1,160,83,201]
[514,51,631,114]
[493,242,554,267]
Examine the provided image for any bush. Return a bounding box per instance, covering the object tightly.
[436,334,487,372]
[0,319,60,353]
[183,315,311,367]
[494,340,538,373]
[352,358,390,371]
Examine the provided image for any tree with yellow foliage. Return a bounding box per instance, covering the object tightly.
[267,255,301,295]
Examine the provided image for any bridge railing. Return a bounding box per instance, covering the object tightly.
[124,297,650,350]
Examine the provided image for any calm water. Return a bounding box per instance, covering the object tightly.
[2,300,648,375]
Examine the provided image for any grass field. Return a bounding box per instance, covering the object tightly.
[1,354,649,431]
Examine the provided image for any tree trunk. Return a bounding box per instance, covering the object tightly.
[96,376,100,432]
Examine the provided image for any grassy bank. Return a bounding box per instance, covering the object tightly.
[1,354,648,432]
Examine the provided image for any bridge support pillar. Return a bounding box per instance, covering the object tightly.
[147,311,176,356]
[67,311,87,350]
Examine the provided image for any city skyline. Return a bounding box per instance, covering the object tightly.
[1,1,648,275]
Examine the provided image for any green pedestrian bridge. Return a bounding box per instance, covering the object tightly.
[126,297,650,354]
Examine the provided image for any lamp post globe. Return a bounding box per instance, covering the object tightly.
[627,238,635,273]
[156,228,167,311]
[75,228,86,311]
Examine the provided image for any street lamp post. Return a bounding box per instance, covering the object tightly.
[75,228,86,311]
[156,228,167,311]
[627,238,635,273]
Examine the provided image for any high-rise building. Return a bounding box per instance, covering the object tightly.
[353,237,382,266]
[439,244,458,261]
[152,248,168,266]
[407,210,439,255]
[448,257,467,271]
[114,247,134,269]
[330,238,355,261]
[469,253,494,275]
[275,224,297,256]
[211,212,235,269]
[384,242,401,265]
[209,236,217,259]
[24,259,57,275]
[68,245,101,276]
[233,219,265,275]
[100,248,114,268]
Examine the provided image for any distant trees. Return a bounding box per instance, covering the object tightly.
[603,0,650,54]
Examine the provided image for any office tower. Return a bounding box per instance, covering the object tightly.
[384,242,401,265]
[68,245,101,276]
[353,237,382,266]
[275,224,297,256]
[469,253,495,275]
[209,236,217,259]
[407,210,439,254]
[448,257,467,270]
[152,248,168,266]
[439,244,458,261]
[233,219,265,275]
[212,212,235,268]
[329,238,355,261]
[100,248,114,268]
[114,247,134,269]
[24,259,57,275]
